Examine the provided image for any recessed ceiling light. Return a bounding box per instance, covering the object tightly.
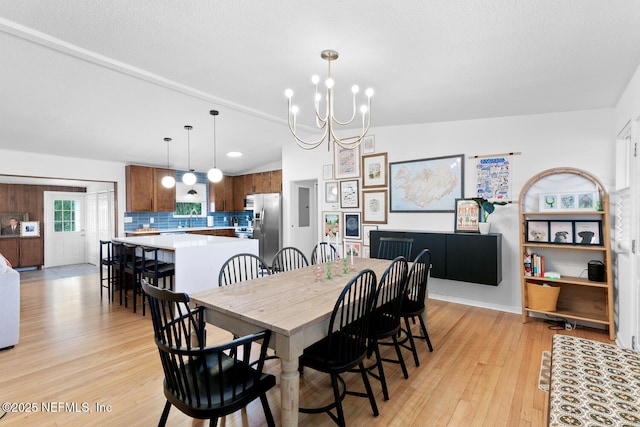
[227,151,243,158]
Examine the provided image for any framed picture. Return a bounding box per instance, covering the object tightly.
[539,192,600,212]
[345,241,362,257]
[325,181,338,203]
[362,135,375,154]
[343,212,361,239]
[362,190,388,224]
[0,212,29,237]
[549,221,574,244]
[574,220,602,245]
[322,164,333,180]
[20,221,40,237]
[526,220,550,243]
[340,180,359,208]
[322,211,341,239]
[362,224,378,246]
[362,152,388,188]
[363,246,370,258]
[454,198,481,233]
[390,154,464,212]
[334,145,360,179]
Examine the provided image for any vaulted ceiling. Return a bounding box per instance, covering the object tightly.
[1,1,640,176]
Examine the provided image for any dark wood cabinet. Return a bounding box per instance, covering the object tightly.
[153,168,176,212]
[370,230,502,286]
[0,238,19,267]
[208,169,282,213]
[126,165,176,212]
[209,175,235,212]
[18,237,44,267]
[186,228,235,237]
[0,237,44,268]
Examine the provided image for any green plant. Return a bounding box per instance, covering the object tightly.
[473,198,507,222]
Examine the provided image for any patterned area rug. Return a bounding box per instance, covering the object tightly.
[549,334,640,426]
[538,350,551,392]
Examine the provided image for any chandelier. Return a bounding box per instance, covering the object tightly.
[285,50,373,151]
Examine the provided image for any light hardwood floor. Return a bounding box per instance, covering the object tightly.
[0,267,612,426]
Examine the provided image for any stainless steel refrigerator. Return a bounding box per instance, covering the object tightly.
[247,193,282,265]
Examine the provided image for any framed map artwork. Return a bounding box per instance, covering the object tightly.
[389,154,464,212]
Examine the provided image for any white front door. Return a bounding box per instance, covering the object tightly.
[44,192,86,267]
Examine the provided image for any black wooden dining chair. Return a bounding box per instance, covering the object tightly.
[271,246,309,273]
[218,253,270,286]
[299,268,379,426]
[141,279,276,427]
[366,256,409,401]
[310,242,338,264]
[376,237,414,260]
[399,249,434,367]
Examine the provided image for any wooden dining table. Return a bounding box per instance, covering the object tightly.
[190,257,398,427]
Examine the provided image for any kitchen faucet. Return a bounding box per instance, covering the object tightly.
[189,208,198,228]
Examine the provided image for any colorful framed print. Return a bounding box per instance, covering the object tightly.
[362,190,388,224]
[340,180,359,208]
[343,212,361,240]
[323,211,341,239]
[334,145,360,179]
[390,154,464,212]
[345,241,362,257]
[454,198,480,233]
[362,152,388,188]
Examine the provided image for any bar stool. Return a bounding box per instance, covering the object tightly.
[122,244,153,315]
[142,247,175,291]
[111,241,126,306]
[99,240,114,301]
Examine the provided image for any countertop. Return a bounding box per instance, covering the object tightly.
[113,233,243,250]
[125,226,236,235]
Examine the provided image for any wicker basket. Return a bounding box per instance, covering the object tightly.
[527,282,560,312]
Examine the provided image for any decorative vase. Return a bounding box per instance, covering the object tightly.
[478,222,491,235]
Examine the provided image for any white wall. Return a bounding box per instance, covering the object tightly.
[283,108,615,313]
[0,148,127,236]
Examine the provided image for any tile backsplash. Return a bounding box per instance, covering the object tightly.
[124,211,252,231]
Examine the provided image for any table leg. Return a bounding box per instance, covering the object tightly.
[280,357,299,427]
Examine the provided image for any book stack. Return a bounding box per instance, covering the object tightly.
[531,253,545,277]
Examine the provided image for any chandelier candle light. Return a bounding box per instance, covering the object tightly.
[208,110,223,183]
[161,137,176,189]
[182,125,197,186]
[285,50,373,151]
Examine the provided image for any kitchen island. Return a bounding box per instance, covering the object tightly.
[113,234,258,294]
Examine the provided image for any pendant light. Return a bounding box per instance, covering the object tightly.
[182,125,197,186]
[207,109,223,183]
[161,137,176,188]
